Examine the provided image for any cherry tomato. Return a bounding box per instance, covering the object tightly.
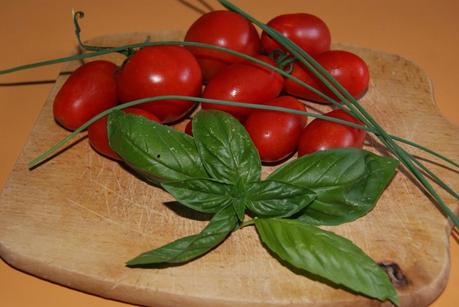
[261,13,331,57]
[298,109,366,156]
[116,46,202,123]
[202,55,283,120]
[245,96,307,163]
[53,60,118,131]
[88,108,160,160]
[185,10,261,81]
[285,50,370,103]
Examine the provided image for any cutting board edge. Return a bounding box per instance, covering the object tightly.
[0,241,378,307]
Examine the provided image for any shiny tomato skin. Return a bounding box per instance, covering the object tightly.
[261,13,331,56]
[116,46,202,123]
[298,109,366,156]
[185,10,261,81]
[284,62,323,102]
[327,109,366,146]
[285,50,370,103]
[88,107,160,160]
[53,60,118,131]
[202,55,283,120]
[245,96,307,163]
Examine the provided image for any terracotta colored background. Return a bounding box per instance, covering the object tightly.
[0,0,457,306]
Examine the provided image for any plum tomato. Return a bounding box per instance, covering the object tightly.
[261,13,331,57]
[284,50,370,103]
[185,10,261,81]
[298,109,366,156]
[53,60,118,131]
[202,55,283,120]
[116,46,202,123]
[88,108,160,160]
[245,96,307,163]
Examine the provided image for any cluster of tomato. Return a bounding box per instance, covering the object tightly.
[53,10,368,163]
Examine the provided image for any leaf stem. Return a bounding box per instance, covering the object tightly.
[239,219,255,228]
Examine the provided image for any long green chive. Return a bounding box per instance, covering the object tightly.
[3,38,455,171]
[27,95,376,169]
[0,8,456,221]
[218,0,458,227]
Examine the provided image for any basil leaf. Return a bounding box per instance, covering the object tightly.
[108,110,207,182]
[192,110,261,184]
[126,205,238,266]
[232,199,246,222]
[162,178,232,214]
[268,148,399,225]
[255,218,399,305]
[246,180,316,218]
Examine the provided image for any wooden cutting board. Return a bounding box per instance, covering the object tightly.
[0,32,458,307]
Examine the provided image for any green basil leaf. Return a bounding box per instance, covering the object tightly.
[192,110,261,184]
[232,199,246,222]
[126,205,238,266]
[108,110,207,182]
[268,148,399,225]
[162,178,233,214]
[255,218,399,305]
[246,180,316,218]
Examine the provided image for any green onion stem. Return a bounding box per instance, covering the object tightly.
[1,8,456,223]
[28,98,459,226]
[412,158,459,200]
[27,95,375,169]
[218,0,458,227]
[28,94,458,206]
[2,39,456,171]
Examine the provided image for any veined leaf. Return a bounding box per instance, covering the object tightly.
[255,218,399,305]
[162,178,233,214]
[192,110,261,184]
[108,110,207,182]
[127,205,238,266]
[246,180,316,218]
[268,148,399,225]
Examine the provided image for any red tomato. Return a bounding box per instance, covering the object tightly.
[116,46,202,123]
[88,108,160,160]
[202,55,283,120]
[298,109,366,156]
[284,50,370,103]
[53,60,118,131]
[185,10,261,81]
[261,13,331,57]
[245,96,307,163]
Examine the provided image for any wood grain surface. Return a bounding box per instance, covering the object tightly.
[0,31,458,307]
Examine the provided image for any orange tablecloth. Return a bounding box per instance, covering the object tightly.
[1,0,457,306]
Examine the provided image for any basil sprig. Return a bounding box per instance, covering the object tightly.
[108,109,400,305]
